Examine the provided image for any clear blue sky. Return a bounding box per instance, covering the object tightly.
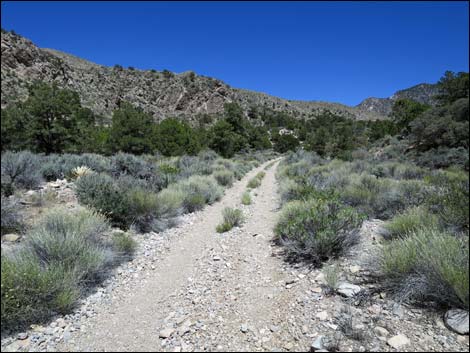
[1,1,468,105]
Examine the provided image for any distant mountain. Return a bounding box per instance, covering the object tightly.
[1,31,439,122]
[356,83,441,116]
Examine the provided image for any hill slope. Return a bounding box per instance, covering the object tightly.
[1,31,439,122]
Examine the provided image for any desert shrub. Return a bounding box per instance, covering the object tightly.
[71,165,93,180]
[112,231,137,257]
[247,177,261,189]
[274,198,364,265]
[425,170,469,233]
[216,207,244,233]
[75,173,129,228]
[110,152,153,179]
[125,188,159,233]
[241,191,252,205]
[381,228,469,309]
[214,170,235,187]
[1,207,115,331]
[1,151,42,193]
[1,196,24,235]
[1,254,79,331]
[150,188,184,231]
[384,206,439,239]
[415,146,469,170]
[324,264,340,292]
[341,177,427,219]
[26,208,113,282]
[174,175,223,213]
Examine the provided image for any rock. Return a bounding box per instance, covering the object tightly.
[240,324,249,333]
[337,282,361,298]
[270,325,279,332]
[311,336,324,351]
[316,311,328,321]
[349,265,361,274]
[213,256,221,261]
[17,332,28,340]
[56,318,67,328]
[2,233,20,242]
[286,278,296,285]
[392,303,405,318]
[284,342,294,350]
[444,309,469,335]
[315,273,326,284]
[387,334,410,349]
[374,326,389,337]
[30,324,46,333]
[159,328,175,338]
[311,287,322,293]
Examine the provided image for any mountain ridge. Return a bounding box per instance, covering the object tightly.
[1,30,440,122]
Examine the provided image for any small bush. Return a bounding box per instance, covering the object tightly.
[1,207,114,331]
[112,231,137,257]
[241,191,252,205]
[216,207,244,233]
[1,197,24,235]
[425,170,469,233]
[384,206,439,239]
[324,264,340,292]
[75,173,130,228]
[1,254,79,331]
[174,175,223,213]
[1,151,42,193]
[71,165,93,180]
[275,199,364,265]
[214,170,235,187]
[381,228,469,309]
[247,176,261,189]
[26,208,112,282]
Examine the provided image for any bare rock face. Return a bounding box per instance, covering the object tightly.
[1,31,388,123]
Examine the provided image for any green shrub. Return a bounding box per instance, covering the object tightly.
[324,264,340,292]
[74,173,131,228]
[381,228,469,309]
[1,207,115,331]
[112,232,137,256]
[26,208,112,282]
[247,176,261,189]
[241,191,252,205]
[174,175,223,213]
[1,197,24,235]
[126,188,159,233]
[1,254,79,331]
[275,199,364,265]
[384,206,439,239]
[1,151,42,193]
[425,170,469,233]
[214,170,235,187]
[216,207,244,233]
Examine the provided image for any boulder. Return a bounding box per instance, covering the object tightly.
[337,282,361,297]
[445,309,469,335]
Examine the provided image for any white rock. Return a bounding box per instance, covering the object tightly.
[387,334,410,349]
[445,309,469,335]
[337,282,361,297]
[316,311,328,321]
[2,233,20,242]
[159,328,175,338]
[374,326,389,337]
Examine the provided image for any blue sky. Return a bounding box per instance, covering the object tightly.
[1,1,468,105]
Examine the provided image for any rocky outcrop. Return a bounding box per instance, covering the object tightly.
[1,31,387,122]
[356,83,441,117]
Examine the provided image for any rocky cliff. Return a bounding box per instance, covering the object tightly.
[1,31,439,122]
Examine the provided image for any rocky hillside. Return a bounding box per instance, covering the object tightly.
[1,31,440,122]
[356,83,441,116]
[2,31,388,122]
